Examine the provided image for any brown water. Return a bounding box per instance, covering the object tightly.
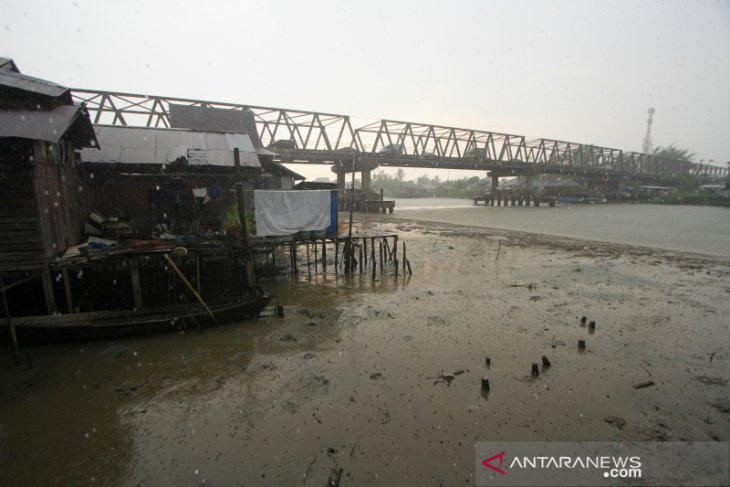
[1,217,729,486]
[393,198,730,257]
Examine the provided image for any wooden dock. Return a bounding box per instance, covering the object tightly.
[250,232,410,276]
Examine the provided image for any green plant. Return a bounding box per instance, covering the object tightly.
[222,204,256,236]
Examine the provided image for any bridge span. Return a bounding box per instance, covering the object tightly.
[71,89,727,194]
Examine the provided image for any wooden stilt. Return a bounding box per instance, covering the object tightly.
[335,237,339,270]
[402,241,407,274]
[62,268,74,313]
[195,257,202,293]
[322,239,327,271]
[371,240,376,279]
[359,243,363,275]
[293,241,298,275]
[393,235,398,267]
[379,242,384,273]
[0,275,20,365]
[41,266,56,314]
[363,238,368,267]
[130,258,143,310]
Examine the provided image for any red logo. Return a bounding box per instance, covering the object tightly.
[482,451,507,475]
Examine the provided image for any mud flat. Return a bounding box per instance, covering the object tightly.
[1,217,729,486]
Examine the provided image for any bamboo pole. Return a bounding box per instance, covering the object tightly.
[164,254,219,325]
[234,148,256,291]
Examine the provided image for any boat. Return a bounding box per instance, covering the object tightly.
[2,239,272,344]
[6,294,271,343]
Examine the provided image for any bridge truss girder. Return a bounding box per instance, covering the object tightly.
[354,120,725,179]
[70,89,727,180]
[71,89,361,154]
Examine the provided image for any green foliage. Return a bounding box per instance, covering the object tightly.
[655,192,730,207]
[222,204,256,235]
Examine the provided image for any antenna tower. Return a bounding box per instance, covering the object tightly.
[642,107,655,154]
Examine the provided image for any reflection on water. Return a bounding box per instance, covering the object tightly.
[393,198,730,257]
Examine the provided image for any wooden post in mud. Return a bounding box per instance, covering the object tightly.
[306,241,311,270]
[334,237,339,270]
[363,238,367,267]
[383,237,390,262]
[393,235,398,267]
[379,242,384,273]
[402,241,407,274]
[371,242,376,279]
[291,241,298,275]
[359,243,363,276]
[322,239,327,271]
[346,155,356,273]
[314,241,318,272]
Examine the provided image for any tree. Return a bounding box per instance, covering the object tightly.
[396,168,406,181]
[653,145,698,190]
[652,145,695,163]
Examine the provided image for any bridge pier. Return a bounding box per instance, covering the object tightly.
[490,174,499,206]
[336,169,346,189]
[361,167,372,192]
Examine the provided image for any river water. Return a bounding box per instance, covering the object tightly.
[392,198,730,257]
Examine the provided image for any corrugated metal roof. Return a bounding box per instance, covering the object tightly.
[0,69,70,99]
[169,104,264,148]
[0,104,98,147]
[79,125,261,168]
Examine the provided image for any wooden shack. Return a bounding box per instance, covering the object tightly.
[0,58,98,316]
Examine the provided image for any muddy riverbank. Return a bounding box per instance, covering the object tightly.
[1,217,729,486]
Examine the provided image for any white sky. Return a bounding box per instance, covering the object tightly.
[2,0,729,181]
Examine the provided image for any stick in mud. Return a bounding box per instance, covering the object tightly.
[406,258,412,275]
[359,243,363,275]
[633,380,655,389]
[371,241,376,279]
[402,241,407,274]
[379,242,384,273]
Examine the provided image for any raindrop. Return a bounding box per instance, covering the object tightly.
[89,173,94,179]
[112,279,117,285]
[156,185,160,190]
[78,186,84,192]
[55,274,62,282]
[77,270,83,279]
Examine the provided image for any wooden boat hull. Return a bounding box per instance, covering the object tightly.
[4,295,272,343]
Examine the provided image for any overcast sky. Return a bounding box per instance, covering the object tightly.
[3,0,729,181]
